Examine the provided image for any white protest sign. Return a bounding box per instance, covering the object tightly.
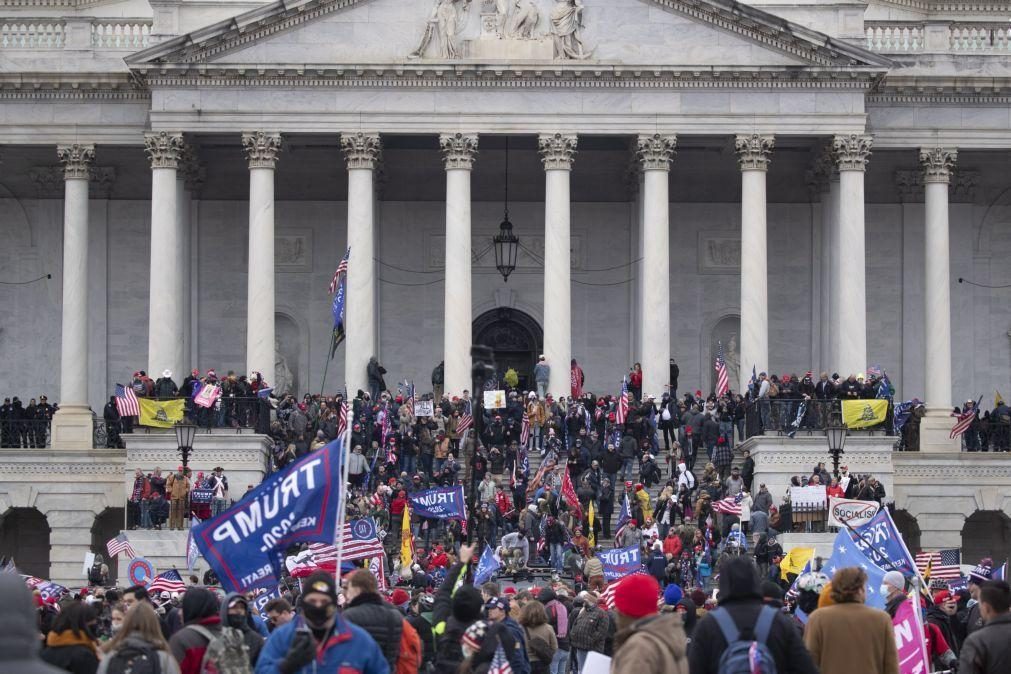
[791,485,827,508]
[83,552,95,577]
[828,497,880,528]
[483,390,506,409]
[413,400,434,417]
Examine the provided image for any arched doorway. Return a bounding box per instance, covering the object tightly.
[91,507,126,583]
[961,511,1011,565]
[473,308,543,391]
[891,509,921,554]
[0,508,51,579]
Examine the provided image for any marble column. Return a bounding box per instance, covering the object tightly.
[735,134,774,392]
[832,134,873,377]
[180,151,204,370]
[826,172,841,373]
[440,133,479,397]
[341,132,381,395]
[539,133,578,398]
[919,147,961,452]
[636,134,676,398]
[51,144,95,449]
[144,132,185,382]
[241,131,282,386]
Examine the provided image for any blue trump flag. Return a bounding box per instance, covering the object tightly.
[597,544,641,581]
[845,507,919,577]
[474,545,502,586]
[408,486,467,519]
[192,437,344,593]
[823,527,889,610]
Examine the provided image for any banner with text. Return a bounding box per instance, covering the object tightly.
[846,507,919,577]
[191,438,344,594]
[893,594,931,674]
[408,486,467,520]
[828,497,881,529]
[597,544,641,581]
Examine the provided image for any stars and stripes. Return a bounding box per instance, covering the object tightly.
[489,642,513,674]
[520,410,530,447]
[308,518,384,563]
[115,384,139,417]
[337,400,349,438]
[147,569,186,595]
[915,550,962,581]
[714,341,730,397]
[951,405,978,439]
[456,412,473,435]
[106,534,136,559]
[712,491,745,516]
[616,378,629,426]
[329,246,350,295]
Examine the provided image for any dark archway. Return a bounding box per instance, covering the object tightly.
[0,508,51,579]
[91,507,126,583]
[473,308,543,391]
[962,511,1011,565]
[891,509,921,554]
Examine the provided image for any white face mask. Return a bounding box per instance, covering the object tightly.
[880,585,892,597]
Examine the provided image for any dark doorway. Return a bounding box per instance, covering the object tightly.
[91,507,126,582]
[962,510,1011,565]
[473,308,543,391]
[0,507,51,579]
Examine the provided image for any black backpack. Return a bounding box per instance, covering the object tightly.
[105,641,161,674]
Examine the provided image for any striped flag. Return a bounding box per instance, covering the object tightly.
[520,410,530,447]
[106,534,136,559]
[951,404,978,439]
[115,384,140,417]
[456,412,473,435]
[308,518,384,563]
[714,341,730,397]
[489,642,513,674]
[615,378,629,426]
[329,246,350,295]
[712,491,745,516]
[148,569,186,595]
[337,400,349,438]
[915,550,962,581]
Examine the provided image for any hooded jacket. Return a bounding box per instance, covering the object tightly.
[0,575,66,674]
[342,591,404,671]
[958,613,1011,674]
[612,612,688,674]
[168,588,222,674]
[220,591,264,666]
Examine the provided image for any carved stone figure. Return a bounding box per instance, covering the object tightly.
[495,0,509,36]
[410,0,473,59]
[725,334,740,391]
[550,0,592,59]
[274,338,293,396]
[510,0,540,39]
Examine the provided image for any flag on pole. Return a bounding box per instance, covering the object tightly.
[106,534,136,559]
[308,518,385,563]
[914,550,962,581]
[148,569,186,594]
[560,468,583,520]
[951,398,981,438]
[329,246,350,295]
[456,412,473,435]
[186,517,201,571]
[520,410,530,447]
[996,391,1005,407]
[714,341,730,397]
[400,507,414,570]
[587,500,596,548]
[474,545,502,585]
[337,400,349,438]
[114,384,140,417]
[712,492,745,516]
[613,493,631,547]
[994,561,1007,581]
[330,247,351,358]
[616,378,629,426]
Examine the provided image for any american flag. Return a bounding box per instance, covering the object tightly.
[106,534,136,559]
[866,365,883,379]
[329,246,350,295]
[915,550,962,581]
[337,400,349,438]
[712,491,745,516]
[456,412,473,434]
[951,404,978,439]
[147,569,186,595]
[599,570,650,610]
[615,378,629,425]
[489,642,513,674]
[520,410,530,447]
[115,383,140,417]
[308,518,384,563]
[405,381,416,411]
[714,341,730,397]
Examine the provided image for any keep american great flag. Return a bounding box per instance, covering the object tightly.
[308,518,384,562]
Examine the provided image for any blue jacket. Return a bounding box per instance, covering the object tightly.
[255,614,390,674]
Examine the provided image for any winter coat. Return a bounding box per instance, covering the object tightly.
[96,636,181,674]
[805,602,898,674]
[255,614,389,674]
[523,623,557,665]
[611,612,688,674]
[958,613,1011,674]
[40,631,99,674]
[343,592,404,672]
[0,575,65,674]
[752,489,773,514]
[166,473,190,500]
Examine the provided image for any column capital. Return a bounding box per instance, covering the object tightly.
[439,133,479,170]
[920,147,958,184]
[636,134,677,171]
[143,132,184,170]
[56,144,95,180]
[341,132,382,170]
[538,133,577,170]
[242,131,282,169]
[735,134,775,171]
[832,134,873,171]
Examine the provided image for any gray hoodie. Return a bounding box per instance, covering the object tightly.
[0,574,65,674]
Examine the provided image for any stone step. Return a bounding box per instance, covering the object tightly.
[116,529,206,586]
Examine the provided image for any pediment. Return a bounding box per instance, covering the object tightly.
[128,0,890,72]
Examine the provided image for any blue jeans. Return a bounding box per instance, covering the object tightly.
[550,649,569,674]
[550,542,564,571]
[759,399,772,431]
[720,421,733,447]
[575,650,589,674]
[433,457,445,475]
[401,453,417,475]
[620,458,634,482]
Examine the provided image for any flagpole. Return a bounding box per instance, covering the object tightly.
[320,330,336,398]
[334,382,354,589]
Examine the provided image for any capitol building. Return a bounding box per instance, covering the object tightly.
[0,0,1010,585]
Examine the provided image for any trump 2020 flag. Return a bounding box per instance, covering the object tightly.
[408,486,467,520]
[191,437,344,593]
[597,544,642,581]
[845,507,919,578]
[474,545,502,586]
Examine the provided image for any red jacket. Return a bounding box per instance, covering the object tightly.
[391,496,408,517]
[663,535,683,558]
[168,616,222,674]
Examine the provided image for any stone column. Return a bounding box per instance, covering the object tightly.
[51,144,95,449]
[539,133,578,398]
[439,133,479,397]
[241,132,282,386]
[832,134,873,377]
[735,134,775,392]
[919,147,961,452]
[826,172,841,372]
[341,133,381,395]
[144,132,185,382]
[636,134,676,398]
[180,151,204,370]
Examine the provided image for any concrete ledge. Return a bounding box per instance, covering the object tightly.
[116,529,205,586]
[777,532,837,562]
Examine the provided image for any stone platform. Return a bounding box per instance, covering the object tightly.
[116,529,206,587]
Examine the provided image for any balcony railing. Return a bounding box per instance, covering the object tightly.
[0,18,151,50]
[0,20,62,48]
[866,21,1011,53]
[92,21,149,49]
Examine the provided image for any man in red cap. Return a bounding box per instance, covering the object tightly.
[611,574,688,674]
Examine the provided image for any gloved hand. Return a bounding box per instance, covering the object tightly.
[279,629,315,674]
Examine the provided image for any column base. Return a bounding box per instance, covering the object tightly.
[51,406,94,450]
[919,409,961,453]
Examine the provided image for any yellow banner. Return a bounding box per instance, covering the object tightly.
[841,399,889,429]
[138,398,186,428]
[400,507,413,569]
[587,500,596,548]
[780,546,816,581]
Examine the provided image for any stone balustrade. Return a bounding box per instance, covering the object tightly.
[92,20,150,49]
[0,19,63,47]
[0,17,151,49]
[866,21,1011,53]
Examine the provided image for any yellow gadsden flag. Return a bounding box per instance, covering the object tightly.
[400,506,414,571]
[138,398,186,428]
[841,399,889,429]
[587,500,596,548]
[780,546,816,581]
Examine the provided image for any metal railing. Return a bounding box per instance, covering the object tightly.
[743,399,894,439]
[0,419,51,448]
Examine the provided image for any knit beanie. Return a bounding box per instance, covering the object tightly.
[662,584,683,606]
[817,582,836,609]
[452,585,485,623]
[614,574,660,619]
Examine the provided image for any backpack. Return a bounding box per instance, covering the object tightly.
[569,607,609,652]
[397,618,423,674]
[710,605,778,674]
[525,629,556,663]
[768,383,779,398]
[87,565,104,586]
[188,625,252,674]
[105,641,161,674]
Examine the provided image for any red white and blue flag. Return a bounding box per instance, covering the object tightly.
[115,384,139,417]
[106,534,136,559]
[714,341,730,397]
[337,400,349,438]
[490,642,513,674]
[329,246,350,295]
[148,569,186,594]
[915,549,962,581]
[308,518,385,563]
[457,412,473,434]
[713,491,745,516]
[951,401,979,439]
[520,410,530,447]
[616,378,629,426]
